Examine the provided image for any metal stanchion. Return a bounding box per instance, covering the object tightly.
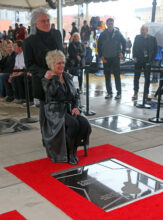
[149,72,163,123]
[20,70,38,123]
[136,78,151,109]
[83,66,96,116]
[136,64,151,109]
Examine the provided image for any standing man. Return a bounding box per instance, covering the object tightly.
[132,25,157,100]
[23,8,63,160]
[98,18,126,99]
[80,20,91,44]
[70,22,78,38]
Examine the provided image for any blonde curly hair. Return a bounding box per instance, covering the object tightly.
[45,50,65,70]
[70,32,81,43]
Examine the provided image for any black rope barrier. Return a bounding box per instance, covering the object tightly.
[68,63,163,120]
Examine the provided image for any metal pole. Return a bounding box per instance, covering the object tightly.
[151,0,157,22]
[86,3,89,21]
[57,0,63,37]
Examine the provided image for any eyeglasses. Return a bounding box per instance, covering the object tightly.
[38,19,50,24]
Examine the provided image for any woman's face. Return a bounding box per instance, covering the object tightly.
[52,59,65,75]
[73,35,79,42]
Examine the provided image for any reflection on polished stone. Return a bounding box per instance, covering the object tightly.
[83,89,106,97]
[89,114,157,134]
[0,118,33,135]
[51,158,163,212]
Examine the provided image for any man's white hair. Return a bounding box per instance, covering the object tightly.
[30,7,50,35]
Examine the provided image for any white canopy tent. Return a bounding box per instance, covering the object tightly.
[0,0,117,10]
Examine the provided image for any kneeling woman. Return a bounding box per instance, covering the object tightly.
[41,50,91,165]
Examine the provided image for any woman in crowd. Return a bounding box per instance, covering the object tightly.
[67,32,85,92]
[41,50,91,165]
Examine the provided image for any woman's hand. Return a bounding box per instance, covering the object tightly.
[44,70,56,79]
[72,108,80,115]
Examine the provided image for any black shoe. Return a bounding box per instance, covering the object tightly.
[115,94,121,99]
[5,96,14,102]
[105,94,113,99]
[68,154,77,165]
[132,93,138,100]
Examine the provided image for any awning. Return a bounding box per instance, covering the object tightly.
[0,0,117,11]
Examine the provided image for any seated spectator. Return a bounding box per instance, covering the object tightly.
[8,41,25,103]
[0,42,16,100]
[41,50,91,165]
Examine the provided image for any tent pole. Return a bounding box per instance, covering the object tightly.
[86,2,89,21]
[151,0,157,22]
[57,0,63,37]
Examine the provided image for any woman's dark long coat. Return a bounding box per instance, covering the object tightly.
[41,72,81,163]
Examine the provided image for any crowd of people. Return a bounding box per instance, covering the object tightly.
[0,7,162,165]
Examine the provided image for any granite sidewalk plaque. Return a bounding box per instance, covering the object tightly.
[89,114,157,134]
[51,158,163,212]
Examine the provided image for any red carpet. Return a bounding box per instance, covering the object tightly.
[0,210,26,220]
[6,144,163,220]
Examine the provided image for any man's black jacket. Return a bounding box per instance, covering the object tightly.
[23,29,63,100]
[133,34,157,63]
[98,28,126,58]
[0,51,16,73]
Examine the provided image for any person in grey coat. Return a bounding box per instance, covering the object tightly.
[98,18,126,99]
[42,50,91,165]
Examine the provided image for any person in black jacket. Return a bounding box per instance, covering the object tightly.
[98,18,126,99]
[67,32,86,92]
[0,42,16,100]
[80,20,91,43]
[42,50,91,165]
[69,22,78,38]
[23,8,63,159]
[132,25,157,100]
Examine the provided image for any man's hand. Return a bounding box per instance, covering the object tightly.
[134,57,137,63]
[77,55,81,61]
[119,52,123,60]
[101,56,107,63]
[72,108,80,115]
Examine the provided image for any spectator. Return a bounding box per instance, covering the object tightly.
[84,41,93,65]
[8,26,14,41]
[80,20,91,44]
[151,45,162,83]
[67,32,86,92]
[51,23,55,29]
[98,18,126,99]
[13,23,20,41]
[132,25,157,100]
[16,24,26,41]
[70,22,78,38]
[2,31,7,40]
[125,37,132,59]
[0,42,16,101]
[9,41,26,104]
